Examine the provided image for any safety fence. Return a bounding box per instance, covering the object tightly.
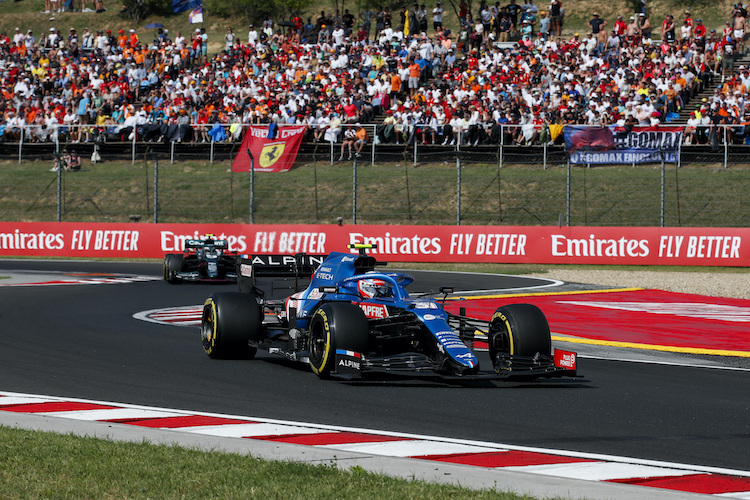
[1,124,749,227]
[3,122,750,168]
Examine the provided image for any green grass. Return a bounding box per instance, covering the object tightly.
[3,159,749,227]
[0,426,537,500]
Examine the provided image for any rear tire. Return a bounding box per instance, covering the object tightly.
[164,254,184,284]
[308,302,369,378]
[201,292,261,359]
[488,304,551,363]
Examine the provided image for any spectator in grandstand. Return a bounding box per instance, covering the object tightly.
[432,2,443,32]
[639,12,651,39]
[66,149,81,171]
[339,124,357,160]
[733,6,747,54]
[538,11,550,39]
[353,123,368,157]
[0,1,747,153]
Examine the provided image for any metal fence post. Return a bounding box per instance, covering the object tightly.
[210,139,215,165]
[171,140,175,165]
[413,132,418,167]
[498,125,503,169]
[247,149,255,224]
[456,152,462,226]
[371,124,375,166]
[543,142,547,170]
[153,157,159,223]
[131,130,136,165]
[660,153,665,227]
[566,160,571,226]
[352,156,358,224]
[330,137,334,166]
[57,157,62,222]
[18,127,23,165]
[724,126,728,169]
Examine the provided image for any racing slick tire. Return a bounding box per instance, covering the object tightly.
[164,254,184,284]
[308,302,369,378]
[201,292,261,359]
[488,304,551,364]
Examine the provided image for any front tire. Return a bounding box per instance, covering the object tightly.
[201,292,261,359]
[488,304,551,364]
[164,254,184,284]
[308,302,369,378]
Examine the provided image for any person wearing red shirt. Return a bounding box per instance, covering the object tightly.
[614,15,627,36]
[343,98,359,122]
[694,18,707,48]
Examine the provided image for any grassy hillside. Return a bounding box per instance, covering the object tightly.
[0,0,739,58]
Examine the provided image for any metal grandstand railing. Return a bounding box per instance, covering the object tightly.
[2,123,749,169]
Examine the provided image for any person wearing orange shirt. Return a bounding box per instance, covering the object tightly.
[353,123,368,158]
[117,30,127,49]
[390,71,401,102]
[408,59,421,96]
[129,29,139,48]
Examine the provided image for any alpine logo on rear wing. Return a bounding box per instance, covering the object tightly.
[239,254,326,277]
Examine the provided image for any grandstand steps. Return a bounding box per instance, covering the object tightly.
[669,52,750,125]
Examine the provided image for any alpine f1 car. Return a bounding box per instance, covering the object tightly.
[200,244,578,381]
[163,235,240,284]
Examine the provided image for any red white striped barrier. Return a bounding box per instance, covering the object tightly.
[2,391,749,496]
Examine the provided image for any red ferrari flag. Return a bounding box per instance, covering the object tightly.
[232,125,307,173]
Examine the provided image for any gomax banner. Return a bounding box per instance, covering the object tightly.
[0,222,747,267]
[564,125,683,165]
[232,125,307,173]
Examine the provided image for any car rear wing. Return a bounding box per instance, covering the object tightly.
[185,239,229,249]
[237,254,327,294]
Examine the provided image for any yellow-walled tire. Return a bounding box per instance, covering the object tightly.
[308,302,368,378]
[201,292,261,359]
[489,304,551,366]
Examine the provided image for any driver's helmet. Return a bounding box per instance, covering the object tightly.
[358,278,392,299]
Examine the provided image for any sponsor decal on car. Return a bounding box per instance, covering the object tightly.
[358,303,389,318]
[334,349,362,377]
[240,264,253,277]
[433,330,467,350]
[554,349,577,370]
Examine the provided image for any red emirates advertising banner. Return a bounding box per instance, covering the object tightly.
[232,125,307,173]
[0,222,748,267]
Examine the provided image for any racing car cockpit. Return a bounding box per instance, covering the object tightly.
[357,278,394,299]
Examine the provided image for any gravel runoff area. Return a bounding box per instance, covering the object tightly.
[528,270,750,300]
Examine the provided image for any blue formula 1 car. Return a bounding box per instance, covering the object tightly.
[200,244,578,381]
[164,235,240,284]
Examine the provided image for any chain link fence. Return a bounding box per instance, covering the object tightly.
[1,124,749,227]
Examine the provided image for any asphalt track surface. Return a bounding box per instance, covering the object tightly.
[2,260,750,491]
